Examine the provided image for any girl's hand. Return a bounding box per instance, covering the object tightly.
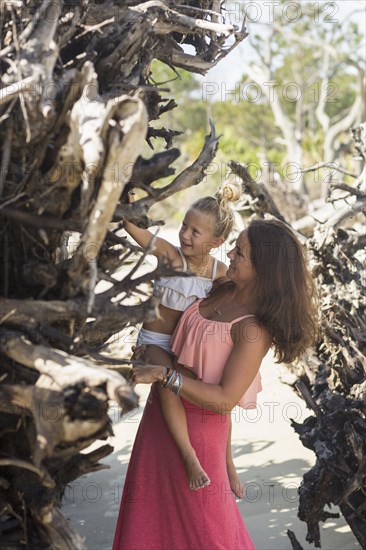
[128,366,165,385]
[127,189,136,204]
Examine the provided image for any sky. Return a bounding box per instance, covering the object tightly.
[196,0,366,89]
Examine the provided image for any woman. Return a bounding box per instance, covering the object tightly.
[113,219,318,550]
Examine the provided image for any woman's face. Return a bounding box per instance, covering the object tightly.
[226,230,256,283]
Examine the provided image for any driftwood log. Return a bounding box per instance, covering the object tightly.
[232,124,366,549]
[0,1,247,548]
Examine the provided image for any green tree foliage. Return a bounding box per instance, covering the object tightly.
[238,0,365,193]
[145,4,364,219]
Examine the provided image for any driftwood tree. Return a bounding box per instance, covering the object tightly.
[289,123,366,549]
[0,1,246,548]
[231,122,366,549]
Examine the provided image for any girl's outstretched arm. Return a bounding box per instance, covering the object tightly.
[124,220,180,262]
[124,190,178,260]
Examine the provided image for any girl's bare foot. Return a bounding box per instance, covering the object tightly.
[183,452,210,490]
[227,460,244,499]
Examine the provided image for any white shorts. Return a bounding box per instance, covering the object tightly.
[136,328,173,355]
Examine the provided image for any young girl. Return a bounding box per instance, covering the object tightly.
[124,181,255,496]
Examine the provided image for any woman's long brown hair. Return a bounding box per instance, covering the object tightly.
[247,219,318,363]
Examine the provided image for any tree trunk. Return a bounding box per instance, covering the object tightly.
[0,1,247,547]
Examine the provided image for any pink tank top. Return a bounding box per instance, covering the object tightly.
[171,299,262,409]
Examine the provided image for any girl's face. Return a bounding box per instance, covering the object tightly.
[179,209,224,257]
[226,230,256,283]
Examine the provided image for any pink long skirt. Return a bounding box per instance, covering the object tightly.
[113,384,255,550]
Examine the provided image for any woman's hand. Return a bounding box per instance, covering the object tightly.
[131,345,146,361]
[128,365,165,386]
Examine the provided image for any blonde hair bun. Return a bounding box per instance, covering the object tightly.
[216,180,242,203]
[191,180,242,239]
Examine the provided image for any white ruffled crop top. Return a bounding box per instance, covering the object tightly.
[154,248,218,311]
